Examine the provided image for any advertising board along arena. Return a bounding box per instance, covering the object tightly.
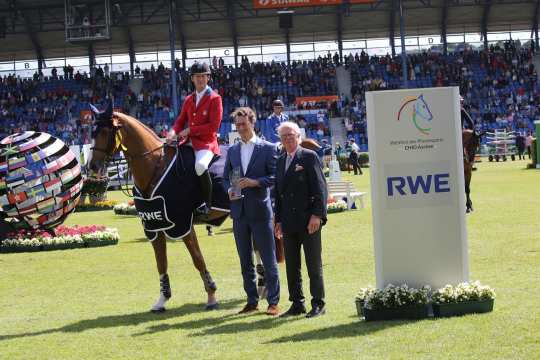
[366,87,469,290]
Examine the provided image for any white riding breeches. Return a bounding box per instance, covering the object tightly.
[194,149,214,176]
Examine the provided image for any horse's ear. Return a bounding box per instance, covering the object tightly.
[103,102,113,121]
[89,104,100,116]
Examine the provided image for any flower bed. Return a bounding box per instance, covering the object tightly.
[76,200,118,212]
[431,281,495,317]
[358,284,431,321]
[113,202,138,216]
[356,281,496,321]
[327,200,347,213]
[0,225,119,253]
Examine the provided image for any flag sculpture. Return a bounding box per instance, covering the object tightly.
[0,132,83,230]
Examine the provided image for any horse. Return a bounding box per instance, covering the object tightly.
[462,129,482,213]
[88,104,229,312]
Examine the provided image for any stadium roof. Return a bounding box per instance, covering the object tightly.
[0,0,536,61]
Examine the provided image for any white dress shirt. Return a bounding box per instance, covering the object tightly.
[195,85,210,106]
[240,134,257,174]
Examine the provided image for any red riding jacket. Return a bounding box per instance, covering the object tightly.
[172,87,223,155]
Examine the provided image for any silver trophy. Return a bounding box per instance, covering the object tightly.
[230,167,244,201]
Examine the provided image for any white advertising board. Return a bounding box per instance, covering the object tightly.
[366,87,469,289]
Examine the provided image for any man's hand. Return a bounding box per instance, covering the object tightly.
[165,129,177,144]
[237,178,259,189]
[178,128,190,139]
[274,222,283,239]
[307,215,322,235]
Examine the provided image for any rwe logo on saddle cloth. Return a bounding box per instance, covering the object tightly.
[133,145,229,241]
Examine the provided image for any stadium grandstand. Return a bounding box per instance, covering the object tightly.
[0,0,537,151]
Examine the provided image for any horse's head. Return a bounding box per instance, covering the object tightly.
[88,102,120,174]
[415,94,433,122]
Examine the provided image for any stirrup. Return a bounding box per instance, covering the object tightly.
[194,203,210,216]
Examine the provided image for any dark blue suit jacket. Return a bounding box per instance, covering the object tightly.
[223,137,278,221]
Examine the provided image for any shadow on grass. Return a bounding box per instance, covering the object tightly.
[123,237,150,243]
[133,300,279,337]
[266,319,426,343]
[0,298,243,342]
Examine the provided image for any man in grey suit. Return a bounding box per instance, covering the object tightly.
[223,107,281,316]
[275,121,328,318]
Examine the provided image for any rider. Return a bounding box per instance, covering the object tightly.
[460,95,475,130]
[167,62,223,215]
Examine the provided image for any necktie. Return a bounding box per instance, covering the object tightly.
[285,154,293,171]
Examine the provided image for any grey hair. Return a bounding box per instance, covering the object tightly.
[277,121,301,137]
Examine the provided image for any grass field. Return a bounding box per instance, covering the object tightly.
[1,160,539,359]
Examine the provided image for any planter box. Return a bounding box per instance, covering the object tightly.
[355,300,364,317]
[433,299,494,318]
[363,305,429,321]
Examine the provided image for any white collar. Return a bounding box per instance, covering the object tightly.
[286,146,299,158]
[241,134,257,145]
[196,86,209,97]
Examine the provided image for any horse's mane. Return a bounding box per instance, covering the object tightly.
[125,114,163,143]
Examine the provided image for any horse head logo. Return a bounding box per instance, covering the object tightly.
[397,94,433,135]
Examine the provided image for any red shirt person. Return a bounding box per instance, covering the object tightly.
[167,62,223,215]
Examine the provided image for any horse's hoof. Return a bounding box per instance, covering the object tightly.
[151,307,166,313]
[205,302,219,311]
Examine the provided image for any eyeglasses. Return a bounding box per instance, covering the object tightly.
[280,132,298,139]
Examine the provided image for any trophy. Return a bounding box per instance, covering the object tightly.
[230,167,244,201]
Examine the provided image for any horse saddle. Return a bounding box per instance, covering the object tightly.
[133,145,230,241]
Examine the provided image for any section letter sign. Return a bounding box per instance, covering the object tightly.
[366,87,469,289]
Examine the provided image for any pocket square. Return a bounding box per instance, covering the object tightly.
[295,164,304,172]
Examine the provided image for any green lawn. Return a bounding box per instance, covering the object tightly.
[1,160,539,359]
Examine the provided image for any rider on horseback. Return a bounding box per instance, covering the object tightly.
[460,95,475,130]
[167,62,223,216]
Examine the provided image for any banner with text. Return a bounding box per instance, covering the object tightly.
[366,87,469,289]
[253,0,374,10]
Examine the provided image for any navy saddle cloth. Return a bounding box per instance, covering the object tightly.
[133,145,230,241]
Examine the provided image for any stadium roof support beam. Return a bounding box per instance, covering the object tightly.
[11,0,44,70]
[168,0,179,116]
[398,0,408,88]
[481,0,492,50]
[176,0,187,70]
[337,5,344,62]
[114,4,135,77]
[441,0,448,56]
[88,43,96,70]
[285,29,291,66]
[533,0,540,51]
[389,0,396,57]
[226,0,239,68]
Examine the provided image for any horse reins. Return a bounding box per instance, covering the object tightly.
[91,122,167,197]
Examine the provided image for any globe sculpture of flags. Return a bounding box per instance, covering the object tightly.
[0,132,83,230]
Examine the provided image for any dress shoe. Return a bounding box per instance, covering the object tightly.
[237,303,258,314]
[279,304,307,318]
[266,304,280,316]
[306,305,326,318]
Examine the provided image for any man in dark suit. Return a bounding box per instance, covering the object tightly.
[223,107,281,316]
[274,121,328,318]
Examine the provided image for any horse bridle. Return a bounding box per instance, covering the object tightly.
[90,119,166,197]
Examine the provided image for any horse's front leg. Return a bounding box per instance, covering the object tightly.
[183,227,218,310]
[150,233,171,312]
[465,182,473,213]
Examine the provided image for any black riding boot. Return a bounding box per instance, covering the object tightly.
[196,170,212,216]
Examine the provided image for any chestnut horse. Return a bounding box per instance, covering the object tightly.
[89,107,229,312]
